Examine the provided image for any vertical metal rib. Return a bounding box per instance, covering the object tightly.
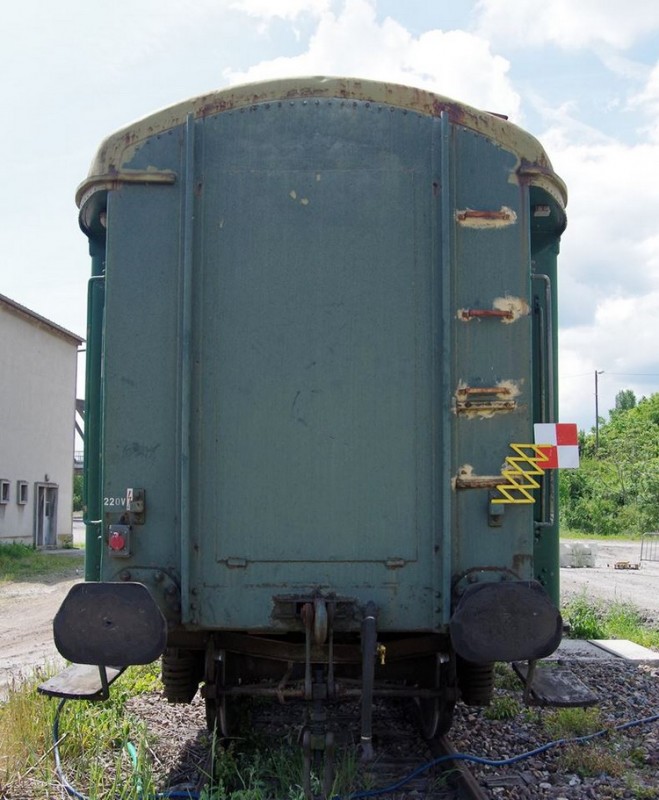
[180,113,195,622]
[84,268,105,581]
[532,273,556,529]
[439,111,453,625]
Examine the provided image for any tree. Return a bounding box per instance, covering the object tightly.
[73,475,83,512]
[561,391,659,536]
[612,389,637,416]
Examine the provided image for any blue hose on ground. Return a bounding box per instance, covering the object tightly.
[52,699,201,800]
[339,711,659,800]
[53,700,90,800]
[52,698,659,800]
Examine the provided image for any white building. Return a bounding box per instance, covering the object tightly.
[0,293,83,547]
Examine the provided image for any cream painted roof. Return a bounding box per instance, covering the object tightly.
[77,76,567,210]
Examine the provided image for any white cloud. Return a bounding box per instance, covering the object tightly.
[224,0,521,117]
[230,0,331,20]
[475,0,659,50]
[552,130,659,427]
[559,288,659,429]
[630,60,659,141]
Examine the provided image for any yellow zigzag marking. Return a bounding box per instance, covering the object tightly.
[491,444,550,504]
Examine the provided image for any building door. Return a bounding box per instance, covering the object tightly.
[35,484,58,548]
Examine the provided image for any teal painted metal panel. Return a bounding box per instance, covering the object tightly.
[198,170,424,562]
[451,126,534,579]
[190,103,440,630]
[91,87,567,636]
[101,183,183,582]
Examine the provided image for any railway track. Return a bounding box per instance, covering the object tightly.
[205,694,491,800]
[431,736,490,800]
[35,652,659,799]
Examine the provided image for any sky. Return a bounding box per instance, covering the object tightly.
[2,0,659,433]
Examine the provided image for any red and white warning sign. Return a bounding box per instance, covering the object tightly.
[533,423,580,469]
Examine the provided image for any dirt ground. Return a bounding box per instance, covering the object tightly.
[560,539,659,621]
[0,570,80,699]
[2,534,659,699]
[0,519,84,699]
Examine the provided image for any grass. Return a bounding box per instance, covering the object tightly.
[0,663,366,800]
[483,694,521,720]
[541,708,655,786]
[560,528,640,541]
[493,661,521,691]
[207,739,364,800]
[0,542,83,584]
[2,574,658,797]
[543,706,604,739]
[563,594,659,649]
[0,663,163,799]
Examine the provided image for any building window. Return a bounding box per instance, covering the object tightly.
[17,481,28,505]
[0,480,9,504]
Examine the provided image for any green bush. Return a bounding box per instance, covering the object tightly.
[560,392,659,538]
[563,595,605,639]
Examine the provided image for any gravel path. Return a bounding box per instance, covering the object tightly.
[0,572,80,700]
[450,659,659,799]
[561,539,659,620]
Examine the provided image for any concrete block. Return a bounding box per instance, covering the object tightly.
[560,542,597,568]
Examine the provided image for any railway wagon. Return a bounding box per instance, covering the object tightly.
[51,77,567,753]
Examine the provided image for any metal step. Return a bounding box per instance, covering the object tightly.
[38,664,125,701]
[512,662,598,707]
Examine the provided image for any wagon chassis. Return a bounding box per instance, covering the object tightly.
[200,598,456,796]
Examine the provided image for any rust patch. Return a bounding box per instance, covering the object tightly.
[512,553,532,577]
[458,296,528,324]
[455,206,517,228]
[454,380,521,418]
[454,465,504,491]
[457,386,512,397]
[78,78,567,215]
[458,308,514,321]
[493,295,529,323]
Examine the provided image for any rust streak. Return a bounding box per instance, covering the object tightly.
[455,206,518,228]
[454,380,521,418]
[456,386,512,397]
[457,209,511,221]
[455,475,504,489]
[459,308,514,321]
[455,400,517,416]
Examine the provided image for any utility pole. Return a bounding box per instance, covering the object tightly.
[595,370,604,450]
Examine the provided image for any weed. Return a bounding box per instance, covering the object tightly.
[562,595,659,650]
[624,777,659,799]
[543,706,604,739]
[559,742,624,778]
[0,663,162,799]
[627,743,649,768]
[493,662,521,691]
[484,694,521,720]
[0,667,56,790]
[605,602,659,650]
[562,594,605,639]
[206,737,362,799]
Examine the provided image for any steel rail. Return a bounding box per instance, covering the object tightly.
[432,735,490,800]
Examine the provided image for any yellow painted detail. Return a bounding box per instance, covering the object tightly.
[491,444,549,504]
